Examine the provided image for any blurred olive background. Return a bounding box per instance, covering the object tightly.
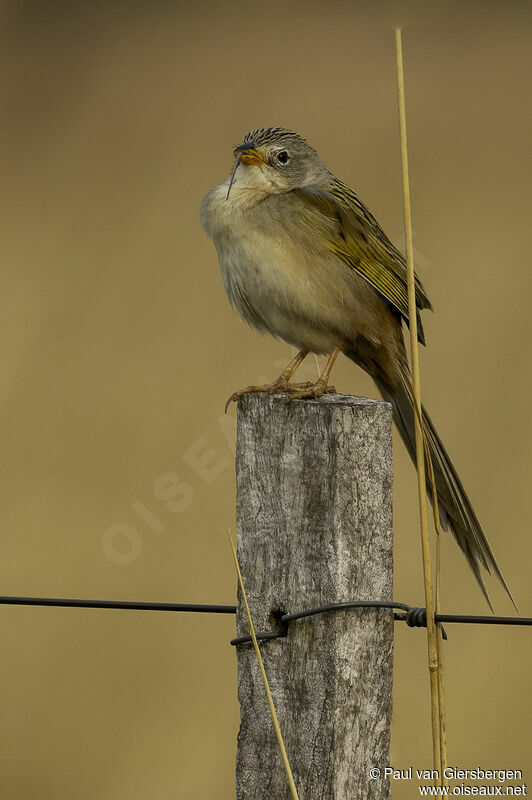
[1,1,530,797]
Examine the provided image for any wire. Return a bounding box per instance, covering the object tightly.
[230,602,532,646]
[1,595,529,642]
[0,596,236,614]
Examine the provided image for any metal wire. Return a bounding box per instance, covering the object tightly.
[231,602,532,646]
[0,596,236,614]
[0,595,529,646]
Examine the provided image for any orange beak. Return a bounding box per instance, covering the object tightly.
[233,147,267,166]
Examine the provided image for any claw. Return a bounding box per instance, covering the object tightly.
[224,392,239,413]
[225,381,302,412]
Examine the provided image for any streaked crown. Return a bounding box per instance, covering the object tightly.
[238,126,317,154]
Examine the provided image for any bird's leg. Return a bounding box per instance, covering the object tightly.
[284,345,341,402]
[225,349,311,411]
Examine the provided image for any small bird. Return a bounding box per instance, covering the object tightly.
[200,126,513,607]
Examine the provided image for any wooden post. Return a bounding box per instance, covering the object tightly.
[235,393,394,800]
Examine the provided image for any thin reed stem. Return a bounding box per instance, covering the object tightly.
[395,27,446,784]
[228,532,300,800]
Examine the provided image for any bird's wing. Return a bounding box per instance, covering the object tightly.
[294,180,432,344]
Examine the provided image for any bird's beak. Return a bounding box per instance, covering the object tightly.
[226,143,267,200]
[232,146,267,167]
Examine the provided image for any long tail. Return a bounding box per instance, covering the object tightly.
[375,365,516,610]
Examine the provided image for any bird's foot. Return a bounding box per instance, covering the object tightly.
[284,378,336,403]
[225,380,329,412]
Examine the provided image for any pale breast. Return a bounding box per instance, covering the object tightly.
[201,180,388,354]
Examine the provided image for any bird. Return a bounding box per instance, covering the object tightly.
[200,125,514,608]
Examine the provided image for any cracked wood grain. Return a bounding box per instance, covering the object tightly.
[235,393,394,800]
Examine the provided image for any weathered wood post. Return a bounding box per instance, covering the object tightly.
[235,393,394,800]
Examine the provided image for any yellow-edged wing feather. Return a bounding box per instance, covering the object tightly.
[295,179,432,344]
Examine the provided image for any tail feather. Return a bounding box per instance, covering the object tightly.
[375,368,516,610]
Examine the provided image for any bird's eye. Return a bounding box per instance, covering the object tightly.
[276,150,290,164]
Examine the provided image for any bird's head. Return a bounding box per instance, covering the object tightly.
[225,127,329,199]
